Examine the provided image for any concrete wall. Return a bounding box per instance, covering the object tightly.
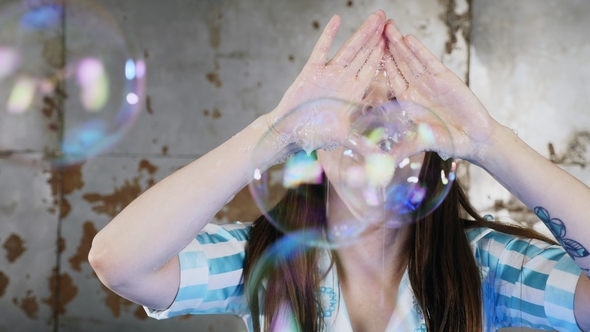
[0,0,587,331]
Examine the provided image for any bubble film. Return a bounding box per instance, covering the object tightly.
[249,98,371,248]
[0,0,145,167]
[336,100,456,228]
[245,230,336,329]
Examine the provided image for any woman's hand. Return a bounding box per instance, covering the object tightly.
[263,12,387,153]
[382,20,502,164]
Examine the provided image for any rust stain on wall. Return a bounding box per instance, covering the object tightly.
[58,237,66,254]
[146,95,154,115]
[162,145,169,155]
[3,233,26,263]
[62,165,85,194]
[100,284,134,317]
[206,60,222,88]
[206,8,222,49]
[138,159,158,175]
[13,290,39,319]
[83,160,157,218]
[0,270,8,297]
[69,221,98,272]
[83,178,142,218]
[46,164,85,219]
[43,270,78,318]
[133,304,148,320]
[206,72,222,88]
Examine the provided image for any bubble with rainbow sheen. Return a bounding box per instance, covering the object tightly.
[336,100,456,228]
[249,98,373,248]
[0,0,145,167]
[245,229,340,330]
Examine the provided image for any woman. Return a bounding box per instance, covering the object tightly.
[89,11,590,331]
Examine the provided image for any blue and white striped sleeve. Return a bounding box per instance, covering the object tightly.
[144,222,252,319]
[468,227,583,331]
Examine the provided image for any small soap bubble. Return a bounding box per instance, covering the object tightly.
[0,0,145,167]
[336,100,456,228]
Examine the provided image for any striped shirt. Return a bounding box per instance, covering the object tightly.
[145,222,583,331]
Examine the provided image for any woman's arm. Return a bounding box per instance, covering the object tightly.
[477,125,590,329]
[89,11,387,310]
[383,20,590,329]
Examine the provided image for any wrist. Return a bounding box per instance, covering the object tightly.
[470,124,518,168]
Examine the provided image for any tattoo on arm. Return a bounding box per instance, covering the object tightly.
[534,207,590,259]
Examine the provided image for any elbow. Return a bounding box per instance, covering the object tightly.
[88,234,127,291]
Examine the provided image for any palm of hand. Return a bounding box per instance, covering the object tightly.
[384,25,499,162]
[267,13,387,150]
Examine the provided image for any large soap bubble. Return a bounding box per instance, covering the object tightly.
[249,98,371,248]
[0,0,145,167]
[336,100,456,228]
[248,98,456,247]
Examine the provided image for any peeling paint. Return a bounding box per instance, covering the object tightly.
[312,20,320,30]
[69,221,98,272]
[0,270,8,297]
[162,146,169,155]
[3,233,26,263]
[13,290,39,319]
[43,270,78,318]
[438,0,472,54]
[548,130,590,167]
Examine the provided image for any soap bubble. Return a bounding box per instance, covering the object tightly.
[245,230,338,328]
[249,98,371,248]
[336,100,456,228]
[0,0,145,167]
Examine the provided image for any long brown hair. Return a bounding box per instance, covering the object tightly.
[243,152,555,331]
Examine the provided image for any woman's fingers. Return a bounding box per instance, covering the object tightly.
[332,11,385,67]
[404,34,447,76]
[355,37,386,83]
[383,50,408,96]
[307,15,341,66]
[384,21,424,80]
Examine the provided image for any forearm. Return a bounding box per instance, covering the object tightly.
[477,125,590,274]
[90,113,275,282]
